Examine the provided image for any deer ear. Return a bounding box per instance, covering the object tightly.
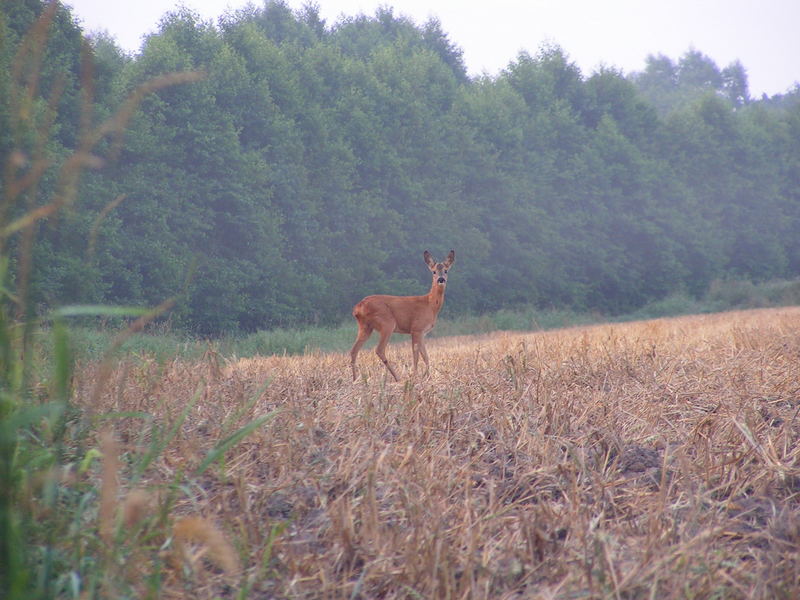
[424,250,435,268]
[443,250,455,268]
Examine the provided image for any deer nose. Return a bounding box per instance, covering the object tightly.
[438,277,446,284]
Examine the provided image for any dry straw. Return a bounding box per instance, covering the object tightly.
[172,516,241,576]
[77,307,800,599]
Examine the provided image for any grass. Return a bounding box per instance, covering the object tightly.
[1,6,209,598]
[53,276,800,363]
[54,309,595,363]
[13,305,797,599]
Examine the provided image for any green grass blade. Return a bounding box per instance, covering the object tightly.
[194,410,279,476]
[53,305,151,318]
[130,385,202,484]
[220,380,271,437]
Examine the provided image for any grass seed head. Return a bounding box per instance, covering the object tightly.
[172,516,240,576]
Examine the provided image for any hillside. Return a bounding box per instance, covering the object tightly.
[64,307,800,598]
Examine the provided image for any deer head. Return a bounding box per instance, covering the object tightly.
[424,250,455,287]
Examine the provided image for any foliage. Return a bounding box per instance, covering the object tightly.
[1,0,799,338]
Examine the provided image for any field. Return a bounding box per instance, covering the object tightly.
[65,307,800,599]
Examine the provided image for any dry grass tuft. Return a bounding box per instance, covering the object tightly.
[172,516,241,577]
[120,488,152,529]
[74,307,800,598]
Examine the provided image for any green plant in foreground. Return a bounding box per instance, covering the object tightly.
[1,5,282,598]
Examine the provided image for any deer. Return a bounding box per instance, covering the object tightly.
[350,250,455,381]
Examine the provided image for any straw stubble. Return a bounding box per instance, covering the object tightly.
[78,307,800,599]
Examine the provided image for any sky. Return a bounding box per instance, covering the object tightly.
[65,0,800,98]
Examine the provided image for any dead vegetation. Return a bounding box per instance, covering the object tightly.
[75,307,800,599]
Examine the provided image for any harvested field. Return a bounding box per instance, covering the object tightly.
[77,307,800,599]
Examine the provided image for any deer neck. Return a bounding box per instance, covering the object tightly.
[427,282,446,314]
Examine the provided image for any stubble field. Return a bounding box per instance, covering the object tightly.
[76,307,800,599]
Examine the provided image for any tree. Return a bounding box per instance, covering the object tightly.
[505,44,585,112]
[677,49,723,90]
[5,1,800,334]
[421,18,467,83]
[630,54,679,114]
[584,66,658,145]
[721,60,749,107]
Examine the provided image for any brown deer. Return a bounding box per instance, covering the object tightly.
[350,250,455,381]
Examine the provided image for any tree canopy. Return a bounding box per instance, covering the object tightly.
[2,0,799,334]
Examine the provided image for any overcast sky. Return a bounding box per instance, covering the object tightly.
[65,0,800,98]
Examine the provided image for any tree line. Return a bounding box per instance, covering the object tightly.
[2,0,799,335]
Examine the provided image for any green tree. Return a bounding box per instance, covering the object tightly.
[630,53,679,115]
[721,60,750,107]
[5,1,799,334]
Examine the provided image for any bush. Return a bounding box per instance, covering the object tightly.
[705,279,766,310]
[631,293,705,319]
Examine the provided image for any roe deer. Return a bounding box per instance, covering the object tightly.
[350,250,455,381]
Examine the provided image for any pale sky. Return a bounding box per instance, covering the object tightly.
[65,0,800,98]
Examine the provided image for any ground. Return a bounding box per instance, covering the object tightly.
[76,307,800,599]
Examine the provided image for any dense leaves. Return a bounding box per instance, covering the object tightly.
[2,1,799,334]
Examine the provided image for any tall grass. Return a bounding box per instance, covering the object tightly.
[0,6,275,599]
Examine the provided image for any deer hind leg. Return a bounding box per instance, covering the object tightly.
[350,322,373,381]
[375,323,400,382]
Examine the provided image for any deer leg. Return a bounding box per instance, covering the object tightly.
[375,325,400,382]
[350,323,373,380]
[411,332,423,376]
[418,336,431,376]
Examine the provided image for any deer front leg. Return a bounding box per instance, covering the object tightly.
[411,332,431,377]
[411,332,426,376]
[419,336,431,376]
[411,332,423,375]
